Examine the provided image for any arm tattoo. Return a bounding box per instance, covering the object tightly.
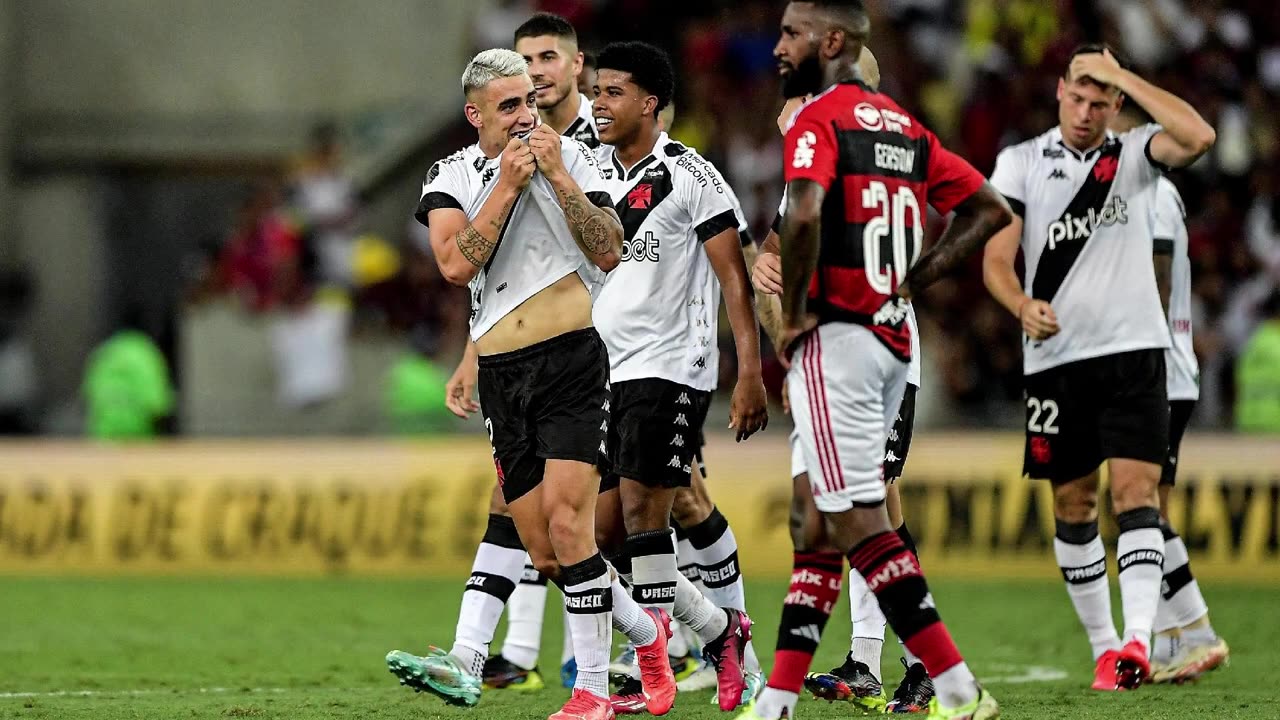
[557,186,616,257]
[455,194,518,268]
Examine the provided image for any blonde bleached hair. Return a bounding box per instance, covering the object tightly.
[461,49,529,96]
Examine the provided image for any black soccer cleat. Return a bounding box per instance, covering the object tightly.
[886,657,935,714]
[804,653,886,711]
[481,654,545,691]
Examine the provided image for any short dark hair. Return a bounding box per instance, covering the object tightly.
[797,0,869,35]
[1065,42,1131,78]
[514,13,577,46]
[581,50,596,70]
[596,41,675,113]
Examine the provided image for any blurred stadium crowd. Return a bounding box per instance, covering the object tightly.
[5,0,1279,436]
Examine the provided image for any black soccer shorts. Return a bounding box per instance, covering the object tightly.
[477,328,609,504]
[884,383,918,483]
[1022,349,1169,483]
[1161,399,1196,486]
[599,378,711,493]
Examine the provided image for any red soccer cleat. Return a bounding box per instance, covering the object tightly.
[1091,650,1121,691]
[550,689,617,720]
[1115,639,1151,690]
[609,677,647,715]
[703,609,753,711]
[634,608,677,715]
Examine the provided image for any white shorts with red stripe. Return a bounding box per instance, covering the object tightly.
[786,322,908,512]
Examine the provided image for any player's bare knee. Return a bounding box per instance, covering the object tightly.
[1110,477,1159,514]
[1053,479,1099,523]
[529,551,561,582]
[671,488,712,528]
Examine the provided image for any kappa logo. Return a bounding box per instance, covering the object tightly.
[667,455,682,468]
[885,450,900,463]
[677,392,692,405]
[792,131,817,169]
[692,356,707,368]
[598,441,607,455]
[674,413,689,427]
[481,167,496,185]
[1048,168,1067,180]
[627,183,653,209]
[670,434,685,448]
[599,420,608,432]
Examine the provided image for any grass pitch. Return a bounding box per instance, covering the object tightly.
[0,577,1272,719]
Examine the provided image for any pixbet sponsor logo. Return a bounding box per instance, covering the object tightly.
[1046,197,1128,250]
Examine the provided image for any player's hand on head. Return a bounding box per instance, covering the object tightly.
[1019,298,1061,340]
[730,376,769,442]
[444,359,480,419]
[501,138,537,191]
[1069,49,1123,87]
[752,252,782,295]
[527,124,566,180]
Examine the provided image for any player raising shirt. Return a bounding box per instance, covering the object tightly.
[740,3,1013,720]
[385,49,672,720]
[983,44,1215,691]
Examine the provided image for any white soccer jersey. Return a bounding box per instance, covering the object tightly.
[1154,177,1198,401]
[592,133,741,391]
[416,136,611,341]
[564,93,601,149]
[771,195,922,387]
[990,124,1171,375]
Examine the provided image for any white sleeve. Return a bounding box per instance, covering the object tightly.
[1153,180,1185,252]
[415,157,469,226]
[989,144,1029,217]
[1127,122,1168,179]
[562,139,612,207]
[678,152,738,243]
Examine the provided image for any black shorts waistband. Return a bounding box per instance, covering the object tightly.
[478,327,600,368]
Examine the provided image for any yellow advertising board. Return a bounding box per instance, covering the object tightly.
[0,435,1277,579]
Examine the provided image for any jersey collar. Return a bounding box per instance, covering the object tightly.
[1051,126,1117,162]
[610,131,667,181]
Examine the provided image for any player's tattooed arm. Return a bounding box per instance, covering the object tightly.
[898,182,1013,300]
[428,184,522,286]
[551,178,623,271]
[455,193,519,267]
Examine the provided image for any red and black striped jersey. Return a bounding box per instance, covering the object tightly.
[783,80,984,360]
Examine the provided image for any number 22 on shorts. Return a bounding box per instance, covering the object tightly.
[1026,397,1060,434]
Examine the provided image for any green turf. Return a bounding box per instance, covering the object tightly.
[0,577,1270,719]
